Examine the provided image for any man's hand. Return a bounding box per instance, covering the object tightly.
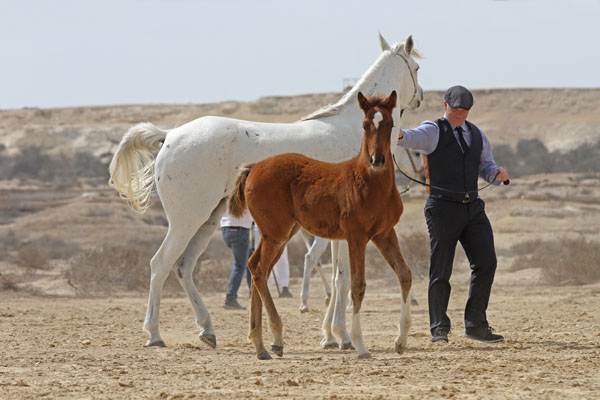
[495,167,509,182]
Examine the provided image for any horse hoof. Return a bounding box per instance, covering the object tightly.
[299,305,310,313]
[395,343,407,355]
[340,342,355,350]
[257,351,272,360]
[357,352,372,359]
[200,333,217,349]
[144,339,166,348]
[321,341,339,349]
[411,298,419,306]
[271,345,284,357]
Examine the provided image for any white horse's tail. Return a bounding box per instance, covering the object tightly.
[108,122,168,213]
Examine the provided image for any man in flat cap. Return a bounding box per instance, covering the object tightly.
[397,85,509,344]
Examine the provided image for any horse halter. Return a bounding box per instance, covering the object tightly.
[395,51,419,117]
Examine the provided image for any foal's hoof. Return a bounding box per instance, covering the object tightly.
[299,305,310,313]
[271,345,284,357]
[395,343,407,355]
[357,352,372,359]
[411,297,419,306]
[257,351,272,360]
[200,333,217,349]
[144,339,166,348]
[340,341,355,350]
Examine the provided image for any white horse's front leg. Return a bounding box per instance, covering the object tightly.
[395,290,412,354]
[320,240,338,348]
[330,240,353,350]
[300,236,329,312]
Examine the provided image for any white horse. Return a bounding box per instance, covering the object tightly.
[109,33,422,349]
[298,149,424,314]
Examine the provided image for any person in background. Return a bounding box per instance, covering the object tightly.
[221,209,252,310]
[253,223,293,298]
[397,85,509,344]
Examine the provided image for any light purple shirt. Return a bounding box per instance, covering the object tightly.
[397,117,502,185]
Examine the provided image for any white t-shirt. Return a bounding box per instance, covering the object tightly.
[220,209,253,229]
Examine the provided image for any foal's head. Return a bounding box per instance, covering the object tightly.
[357,90,397,171]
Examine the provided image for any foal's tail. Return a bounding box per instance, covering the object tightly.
[228,163,254,218]
[108,122,168,213]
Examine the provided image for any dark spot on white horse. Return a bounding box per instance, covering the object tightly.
[157,176,160,182]
[177,268,183,279]
[167,175,172,181]
[166,144,170,148]
[245,131,249,137]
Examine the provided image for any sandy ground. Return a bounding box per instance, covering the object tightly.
[1,274,600,400]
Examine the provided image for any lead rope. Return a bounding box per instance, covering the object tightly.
[392,153,507,195]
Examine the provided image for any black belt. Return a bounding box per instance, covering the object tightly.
[430,194,475,204]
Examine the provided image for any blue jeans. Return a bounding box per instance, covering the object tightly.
[222,227,252,302]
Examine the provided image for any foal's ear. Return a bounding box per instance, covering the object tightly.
[382,90,397,110]
[357,92,370,111]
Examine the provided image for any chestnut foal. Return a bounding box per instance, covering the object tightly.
[228,91,412,359]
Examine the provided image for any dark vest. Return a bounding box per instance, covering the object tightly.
[426,118,483,201]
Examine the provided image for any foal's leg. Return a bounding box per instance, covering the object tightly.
[371,229,413,354]
[300,236,330,312]
[347,238,370,359]
[248,238,287,359]
[174,198,228,349]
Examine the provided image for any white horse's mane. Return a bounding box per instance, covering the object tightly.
[299,41,422,122]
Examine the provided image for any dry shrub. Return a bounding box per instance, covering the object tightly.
[511,237,600,285]
[399,232,430,278]
[0,229,19,261]
[66,241,157,294]
[15,244,49,269]
[0,272,18,291]
[510,239,542,258]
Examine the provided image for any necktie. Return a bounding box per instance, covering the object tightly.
[455,126,469,153]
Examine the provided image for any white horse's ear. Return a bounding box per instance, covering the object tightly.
[403,35,414,56]
[379,32,391,52]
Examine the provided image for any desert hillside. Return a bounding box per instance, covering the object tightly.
[1,88,599,160]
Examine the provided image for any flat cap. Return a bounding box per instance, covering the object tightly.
[444,85,474,110]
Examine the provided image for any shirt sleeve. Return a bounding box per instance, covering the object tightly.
[396,120,439,154]
[479,129,502,185]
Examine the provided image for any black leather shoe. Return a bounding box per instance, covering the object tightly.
[465,325,504,343]
[431,327,449,343]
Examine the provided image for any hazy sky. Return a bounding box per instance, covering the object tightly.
[1,0,599,109]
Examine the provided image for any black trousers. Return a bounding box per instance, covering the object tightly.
[424,196,497,333]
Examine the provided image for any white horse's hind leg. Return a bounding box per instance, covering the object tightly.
[332,240,353,350]
[174,197,228,349]
[299,236,329,312]
[320,240,339,349]
[143,224,199,347]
